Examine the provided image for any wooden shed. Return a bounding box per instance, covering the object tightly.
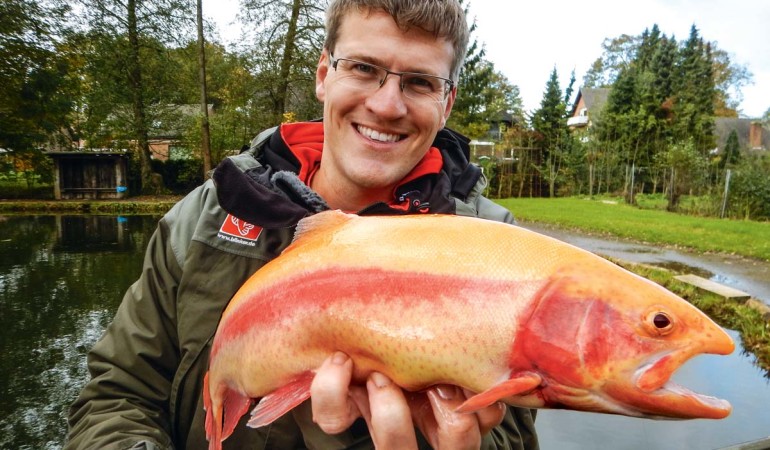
[47,151,129,200]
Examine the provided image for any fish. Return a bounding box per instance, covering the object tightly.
[203,210,734,449]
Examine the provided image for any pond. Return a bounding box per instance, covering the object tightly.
[1,214,768,449]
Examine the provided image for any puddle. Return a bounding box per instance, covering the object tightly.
[651,261,713,279]
[521,221,770,306]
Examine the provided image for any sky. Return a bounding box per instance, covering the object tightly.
[207,0,769,118]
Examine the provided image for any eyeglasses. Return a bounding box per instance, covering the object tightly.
[329,53,454,102]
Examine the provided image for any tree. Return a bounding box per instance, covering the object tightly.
[586,25,750,120]
[720,129,741,168]
[727,154,770,220]
[531,68,570,197]
[75,0,192,193]
[239,0,326,125]
[672,26,716,152]
[655,138,709,211]
[582,34,640,88]
[446,5,494,139]
[196,0,212,176]
[0,0,74,154]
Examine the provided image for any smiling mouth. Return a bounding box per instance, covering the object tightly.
[357,125,405,143]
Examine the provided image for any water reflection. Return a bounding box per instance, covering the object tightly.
[54,215,133,253]
[0,215,158,449]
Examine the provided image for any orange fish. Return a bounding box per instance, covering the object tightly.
[204,211,734,449]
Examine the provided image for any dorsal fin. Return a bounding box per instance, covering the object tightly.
[293,210,354,243]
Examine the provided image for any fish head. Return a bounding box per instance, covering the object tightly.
[512,259,734,419]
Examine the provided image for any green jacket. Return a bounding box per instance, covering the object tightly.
[65,123,538,450]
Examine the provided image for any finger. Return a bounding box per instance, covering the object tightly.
[310,352,359,434]
[365,372,418,450]
[461,388,506,436]
[422,385,481,450]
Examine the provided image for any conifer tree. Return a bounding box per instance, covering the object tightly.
[531,68,569,197]
[672,25,716,151]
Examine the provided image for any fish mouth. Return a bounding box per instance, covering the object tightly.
[623,350,733,419]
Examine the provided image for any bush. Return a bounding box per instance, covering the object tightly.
[151,158,204,194]
[0,181,54,199]
[727,155,770,220]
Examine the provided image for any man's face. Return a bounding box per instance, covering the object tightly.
[315,9,456,201]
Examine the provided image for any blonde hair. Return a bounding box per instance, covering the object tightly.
[324,0,469,82]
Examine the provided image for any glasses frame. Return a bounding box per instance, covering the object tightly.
[329,53,455,102]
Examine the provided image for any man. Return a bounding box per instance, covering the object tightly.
[66,0,538,448]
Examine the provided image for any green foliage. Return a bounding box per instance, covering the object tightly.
[151,158,204,194]
[655,139,710,211]
[585,24,735,203]
[727,155,770,220]
[531,68,571,197]
[0,0,76,153]
[447,1,523,139]
[239,0,325,124]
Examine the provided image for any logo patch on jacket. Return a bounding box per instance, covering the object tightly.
[218,214,262,247]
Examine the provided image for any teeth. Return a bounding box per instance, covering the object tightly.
[358,125,401,143]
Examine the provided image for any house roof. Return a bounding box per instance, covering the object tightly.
[571,87,610,116]
[715,118,770,152]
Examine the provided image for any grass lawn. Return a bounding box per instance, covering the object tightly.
[495,197,770,262]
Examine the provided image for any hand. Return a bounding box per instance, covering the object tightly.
[310,352,506,450]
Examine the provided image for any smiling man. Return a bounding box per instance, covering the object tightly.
[65,1,538,449]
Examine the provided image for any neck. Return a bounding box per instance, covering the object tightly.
[310,169,392,212]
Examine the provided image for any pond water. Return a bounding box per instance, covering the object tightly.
[0,214,768,449]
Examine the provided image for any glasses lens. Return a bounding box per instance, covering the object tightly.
[333,58,448,102]
[334,59,383,90]
[401,74,446,102]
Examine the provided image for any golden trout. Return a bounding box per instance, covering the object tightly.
[204,210,734,449]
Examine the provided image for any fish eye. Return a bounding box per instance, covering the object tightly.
[646,310,675,336]
[653,313,672,329]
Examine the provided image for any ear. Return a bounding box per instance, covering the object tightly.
[440,86,457,128]
[316,50,330,102]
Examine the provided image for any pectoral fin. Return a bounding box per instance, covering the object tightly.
[456,372,542,413]
[247,371,315,428]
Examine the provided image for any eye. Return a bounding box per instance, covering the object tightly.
[646,310,675,336]
[653,313,671,329]
[352,62,376,75]
[405,75,439,93]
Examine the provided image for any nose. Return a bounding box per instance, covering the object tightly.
[364,74,408,120]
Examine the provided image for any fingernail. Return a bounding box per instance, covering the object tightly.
[369,372,390,388]
[332,352,349,365]
[436,386,456,400]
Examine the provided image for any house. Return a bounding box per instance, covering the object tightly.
[567,88,610,129]
[715,118,769,153]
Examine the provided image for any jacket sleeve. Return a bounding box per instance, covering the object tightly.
[481,407,539,450]
[65,215,183,450]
